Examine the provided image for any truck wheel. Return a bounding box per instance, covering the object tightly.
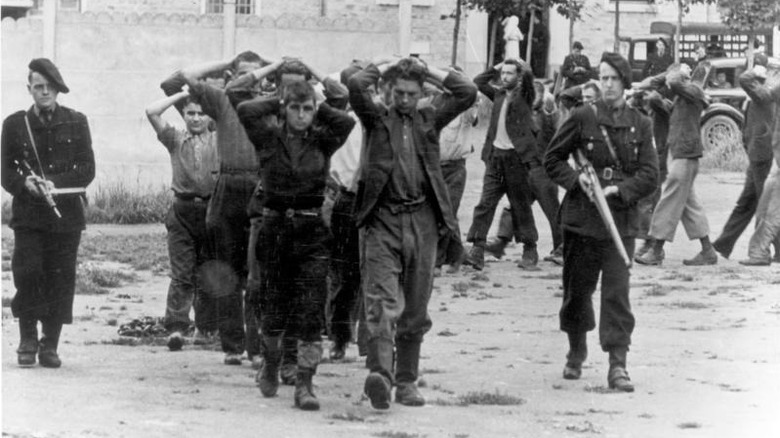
[700,114,742,153]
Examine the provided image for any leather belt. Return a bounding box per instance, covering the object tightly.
[262,207,321,218]
[384,196,427,215]
[596,167,624,182]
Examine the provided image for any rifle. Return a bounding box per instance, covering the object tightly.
[21,160,61,219]
[574,149,631,267]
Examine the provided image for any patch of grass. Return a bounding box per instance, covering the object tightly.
[421,368,445,374]
[456,390,525,406]
[327,411,365,422]
[677,422,702,429]
[437,329,457,337]
[75,273,110,295]
[701,136,747,172]
[87,180,172,224]
[80,263,138,288]
[666,301,710,310]
[79,232,169,273]
[644,284,668,297]
[372,432,424,438]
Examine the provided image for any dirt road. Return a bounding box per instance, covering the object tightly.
[2,169,779,438]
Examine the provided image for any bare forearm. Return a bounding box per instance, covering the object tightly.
[181,60,232,87]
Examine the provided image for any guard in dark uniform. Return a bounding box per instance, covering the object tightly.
[545,52,658,392]
[1,58,95,368]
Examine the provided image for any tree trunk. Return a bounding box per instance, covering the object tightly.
[747,34,755,69]
[613,0,620,53]
[451,0,462,66]
[526,9,535,63]
[488,15,499,68]
[675,0,682,64]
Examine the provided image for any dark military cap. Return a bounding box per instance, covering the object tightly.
[558,85,582,109]
[28,58,69,93]
[573,41,584,50]
[600,52,632,89]
[340,62,363,86]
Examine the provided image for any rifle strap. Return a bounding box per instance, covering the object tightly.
[598,125,622,170]
[23,114,47,180]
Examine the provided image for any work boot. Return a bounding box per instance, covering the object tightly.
[682,248,718,266]
[517,244,539,269]
[607,348,634,392]
[294,341,323,411]
[543,244,564,266]
[563,332,587,380]
[364,338,394,409]
[257,335,282,397]
[295,369,320,411]
[463,245,485,271]
[280,336,298,384]
[484,237,509,259]
[635,247,664,265]
[395,340,425,406]
[38,320,62,368]
[17,318,39,367]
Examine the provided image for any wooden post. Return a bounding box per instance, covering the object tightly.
[525,9,535,63]
[613,0,620,53]
[223,0,237,59]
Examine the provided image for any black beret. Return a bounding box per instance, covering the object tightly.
[573,41,584,50]
[599,52,632,89]
[340,62,363,86]
[28,58,69,94]
[558,85,582,109]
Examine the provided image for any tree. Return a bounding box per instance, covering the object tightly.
[717,0,780,68]
[461,0,582,67]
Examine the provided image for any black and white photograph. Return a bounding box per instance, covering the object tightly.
[1,0,779,436]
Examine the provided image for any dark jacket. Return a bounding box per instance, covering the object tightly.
[644,90,673,179]
[1,105,95,232]
[545,100,658,239]
[474,68,538,164]
[347,65,477,231]
[236,95,355,211]
[653,72,709,159]
[643,52,673,78]
[738,70,777,164]
[561,53,592,88]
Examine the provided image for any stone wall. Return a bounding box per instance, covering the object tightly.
[1,9,407,187]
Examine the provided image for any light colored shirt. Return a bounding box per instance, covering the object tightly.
[158,125,218,198]
[329,112,363,192]
[439,106,477,162]
[493,94,514,150]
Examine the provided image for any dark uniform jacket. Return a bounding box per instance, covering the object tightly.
[474,68,538,164]
[545,100,659,240]
[237,88,355,211]
[738,70,778,164]
[1,105,95,232]
[347,65,477,232]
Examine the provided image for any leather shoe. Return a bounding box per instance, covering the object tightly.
[517,245,539,269]
[463,246,485,271]
[329,342,347,361]
[223,353,243,365]
[682,248,717,266]
[608,367,634,392]
[38,350,62,368]
[484,238,508,259]
[395,382,425,406]
[738,258,771,266]
[18,352,36,367]
[280,363,297,385]
[364,372,392,410]
[563,363,582,380]
[635,248,664,265]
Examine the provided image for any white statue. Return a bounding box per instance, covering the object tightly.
[502,15,524,60]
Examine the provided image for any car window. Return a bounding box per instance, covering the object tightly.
[634,42,648,62]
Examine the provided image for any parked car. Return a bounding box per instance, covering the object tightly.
[693,57,780,153]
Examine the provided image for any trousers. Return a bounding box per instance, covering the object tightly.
[560,230,635,351]
[748,164,780,261]
[327,190,361,345]
[649,157,710,242]
[436,159,467,267]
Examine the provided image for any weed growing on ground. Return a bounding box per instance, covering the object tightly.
[456,390,525,406]
[75,273,109,295]
[677,422,702,429]
[79,233,169,273]
[80,263,138,287]
[87,180,171,224]
[327,412,365,422]
[666,301,710,310]
[372,432,424,438]
[644,284,668,297]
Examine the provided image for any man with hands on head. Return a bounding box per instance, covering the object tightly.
[161,51,265,366]
[348,56,477,410]
[545,52,658,392]
[236,57,355,411]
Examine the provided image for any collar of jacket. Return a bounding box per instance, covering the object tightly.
[593,100,633,128]
[27,104,62,129]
